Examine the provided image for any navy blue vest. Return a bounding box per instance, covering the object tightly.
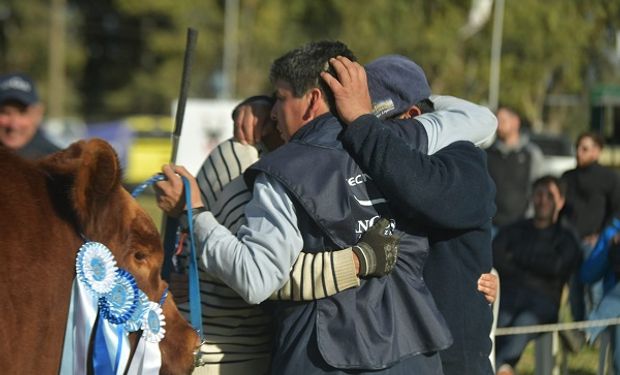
[246,113,452,371]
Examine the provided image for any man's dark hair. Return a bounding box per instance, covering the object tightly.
[576,131,605,150]
[497,104,521,118]
[269,40,356,113]
[532,175,567,197]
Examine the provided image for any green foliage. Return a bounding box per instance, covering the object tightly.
[1,0,619,134]
[0,0,85,113]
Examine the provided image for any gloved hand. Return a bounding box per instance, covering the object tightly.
[352,218,400,277]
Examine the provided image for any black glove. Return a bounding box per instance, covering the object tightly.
[352,218,400,277]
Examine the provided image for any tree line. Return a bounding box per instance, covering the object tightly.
[1,0,619,138]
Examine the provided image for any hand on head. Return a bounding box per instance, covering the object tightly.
[233,100,273,145]
[320,56,373,125]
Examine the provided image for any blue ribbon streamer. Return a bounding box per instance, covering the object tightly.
[182,176,203,338]
[93,315,114,375]
[114,325,124,374]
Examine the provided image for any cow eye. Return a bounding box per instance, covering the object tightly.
[134,251,147,261]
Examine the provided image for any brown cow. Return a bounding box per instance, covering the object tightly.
[0,139,198,374]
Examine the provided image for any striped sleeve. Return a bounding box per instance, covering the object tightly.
[270,248,360,301]
[195,139,259,210]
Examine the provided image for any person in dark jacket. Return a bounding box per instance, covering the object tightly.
[562,132,620,244]
[486,105,544,229]
[492,176,581,374]
[322,55,497,374]
[0,72,59,159]
[562,132,620,320]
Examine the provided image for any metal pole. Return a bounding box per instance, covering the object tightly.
[488,0,505,112]
[221,0,239,99]
[161,28,198,281]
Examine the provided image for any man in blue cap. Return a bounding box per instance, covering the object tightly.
[0,72,59,159]
[321,55,497,374]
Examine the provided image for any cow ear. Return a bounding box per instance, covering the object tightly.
[71,139,122,224]
[39,139,122,227]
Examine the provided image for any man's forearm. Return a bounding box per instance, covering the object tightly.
[193,175,303,304]
[270,248,360,301]
[342,117,494,229]
[419,95,497,154]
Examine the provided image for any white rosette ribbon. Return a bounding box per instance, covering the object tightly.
[142,301,166,343]
[76,242,117,296]
[126,301,165,374]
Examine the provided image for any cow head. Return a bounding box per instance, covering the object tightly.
[39,139,198,375]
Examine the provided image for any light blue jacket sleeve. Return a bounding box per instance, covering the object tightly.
[192,173,303,304]
[416,95,497,155]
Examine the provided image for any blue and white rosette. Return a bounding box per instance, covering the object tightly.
[100,269,139,325]
[76,242,117,296]
[62,241,166,375]
[142,301,166,343]
[124,290,150,333]
[126,301,165,375]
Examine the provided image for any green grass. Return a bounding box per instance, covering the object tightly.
[516,341,600,375]
[508,301,604,374]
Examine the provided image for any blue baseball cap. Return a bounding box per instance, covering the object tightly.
[0,73,39,106]
[366,55,431,120]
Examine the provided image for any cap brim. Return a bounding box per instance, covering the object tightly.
[0,90,37,105]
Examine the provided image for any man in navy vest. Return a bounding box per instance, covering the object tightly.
[162,41,452,374]
[321,55,497,374]
[231,55,498,373]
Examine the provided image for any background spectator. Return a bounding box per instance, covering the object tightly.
[562,132,620,320]
[0,72,59,159]
[493,176,581,375]
[486,105,544,230]
[581,218,620,374]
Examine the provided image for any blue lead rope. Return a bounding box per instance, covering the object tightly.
[131,173,166,198]
[131,174,204,338]
[182,176,203,338]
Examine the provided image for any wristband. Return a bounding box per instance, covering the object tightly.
[179,207,207,232]
[352,244,377,278]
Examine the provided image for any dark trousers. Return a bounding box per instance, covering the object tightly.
[495,287,559,367]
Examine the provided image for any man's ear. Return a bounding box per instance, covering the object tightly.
[303,88,325,120]
[404,105,422,118]
[557,196,566,211]
[29,103,45,126]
